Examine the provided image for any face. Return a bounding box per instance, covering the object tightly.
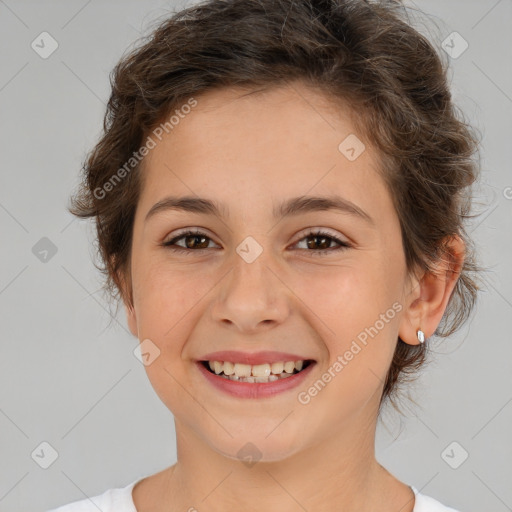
[123,82,420,462]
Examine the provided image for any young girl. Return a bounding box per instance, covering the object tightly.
[48,0,480,510]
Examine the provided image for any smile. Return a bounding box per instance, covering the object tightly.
[197,359,316,399]
[203,359,313,383]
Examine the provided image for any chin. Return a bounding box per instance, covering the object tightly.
[207,433,305,465]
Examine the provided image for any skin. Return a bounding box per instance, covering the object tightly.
[118,81,465,512]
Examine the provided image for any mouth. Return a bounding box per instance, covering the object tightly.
[200,359,315,384]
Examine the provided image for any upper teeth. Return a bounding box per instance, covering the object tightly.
[208,360,304,377]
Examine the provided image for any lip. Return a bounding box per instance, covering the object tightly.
[198,350,314,366]
[196,359,316,399]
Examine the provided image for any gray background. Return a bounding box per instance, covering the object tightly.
[0,1,511,511]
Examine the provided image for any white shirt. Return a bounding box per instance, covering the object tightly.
[46,478,461,511]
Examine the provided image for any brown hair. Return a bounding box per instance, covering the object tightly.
[69,0,483,412]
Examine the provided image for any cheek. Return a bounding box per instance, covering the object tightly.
[133,263,206,411]
[133,260,218,364]
[291,261,401,368]
[290,261,388,329]
[135,255,201,322]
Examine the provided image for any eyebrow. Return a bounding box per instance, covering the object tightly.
[144,194,374,225]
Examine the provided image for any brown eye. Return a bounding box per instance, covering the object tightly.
[294,230,351,255]
[162,230,216,252]
[306,234,333,250]
[162,229,351,256]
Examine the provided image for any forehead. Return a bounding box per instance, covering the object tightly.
[138,82,393,225]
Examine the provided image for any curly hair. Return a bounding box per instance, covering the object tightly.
[69,0,483,413]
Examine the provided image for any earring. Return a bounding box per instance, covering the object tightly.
[417,329,425,344]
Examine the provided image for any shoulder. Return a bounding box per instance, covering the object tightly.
[411,486,462,512]
[46,479,140,512]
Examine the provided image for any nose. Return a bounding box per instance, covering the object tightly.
[210,250,290,333]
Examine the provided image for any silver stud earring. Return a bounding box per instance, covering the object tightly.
[417,329,425,344]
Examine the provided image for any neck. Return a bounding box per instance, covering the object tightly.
[148,406,413,512]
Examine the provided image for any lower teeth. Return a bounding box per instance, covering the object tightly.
[217,371,300,383]
[203,361,311,383]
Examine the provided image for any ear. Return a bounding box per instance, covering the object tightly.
[398,235,465,345]
[116,267,138,339]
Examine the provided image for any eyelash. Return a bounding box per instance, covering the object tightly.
[161,228,351,256]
